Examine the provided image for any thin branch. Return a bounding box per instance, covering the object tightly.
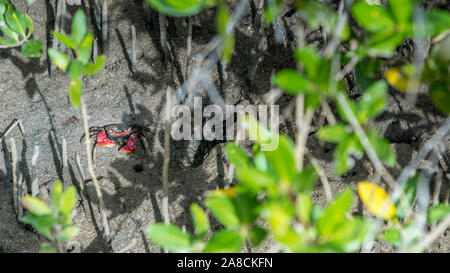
[31,145,40,197]
[7,138,19,216]
[159,13,170,65]
[336,93,396,186]
[131,24,137,75]
[80,99,110,242]
[410,214,450,253]
[309,155,332,203]
[0,119,25,142]
[102,0,109,53]
[162,88,172,226]
[185,17,192,77]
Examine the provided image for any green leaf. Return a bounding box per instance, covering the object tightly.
[39,243,56,253]
[205,195,240,229]
[317,189,354,237]
[0,36,17,46]
[204,230,243,253]
[388,0,413,26]
[0,20,19,40]
[83,55,105,75]
[367,129,396,167]
[292,166,318,193]
[264,0,282,24]
[334,133,363,175]
[423,10,450,37]
[221,32,235,64]
[358,80,387,124]
[394,173,419,218]
[21,195,52,216]
[248,226,267,247]
[69,60,85,81]
[234,191,259,224]
[296,193,313,225]
[26,0,38,5]
[263,135,297,183]
[318,124,349,144]
[48,48,70,71]
[77,32,93,65]
[351,1,395,33]
[21,214,57,239]
[0,3,5,16]
[296,0,342,36]
[264,200,303,249]
[226,142,250,171]
[380,228,401,247]
[21,39,42,57]
[146,223,192,252]
[52,31,77,49]
[216,3,229,35]
[190,203,209,238]
[367,31,406,57]
[295,46,322,79]
[429,82,450,115]
[24,14,34,35]
[254,152,270,172]
[273,69,314,94]
[5,8,27,36]
[68,79,82,108]
[51,181,63,211]
[427,204,450,224]
[146,0,213,17]
[72,9,87,46]
[59,226,79,242]
[60,186,77,219]
[236,167,277,195]
[327,217,372,252]
[354,58,381,91]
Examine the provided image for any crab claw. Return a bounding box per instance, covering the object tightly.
[119,133,138,153]
[96,130,115,147]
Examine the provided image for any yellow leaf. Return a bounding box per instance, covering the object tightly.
[385,68,409,92]
[385,65,420,93]
[357,181,396,219]
[211,187,236,198]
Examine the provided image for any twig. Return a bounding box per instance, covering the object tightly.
[336,93,396,187]
[322,0,350,59]
[102,0,109,53]
[31,145,40,197]
[7,138,19,215]
[410,214,450,253]
[93,38,98,62]
[185,17,192,77]
[59,0,66,52]
[159,13,170,65]
[321,100,337,125]
[94,0,101,31]
[80,99,110,241]
[309,155,332,203]
[17,173,23,219]
[131,24,137,75]
[62,137,70,183]
[396,117,450,187]
[334,56,358,81]
[162,88,172,253]
[0,119,25,142]
[51,0,62,73]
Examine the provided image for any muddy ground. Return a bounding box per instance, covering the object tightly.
[0,0,448,253]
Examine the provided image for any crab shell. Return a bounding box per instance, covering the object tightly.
[119,133,138,153]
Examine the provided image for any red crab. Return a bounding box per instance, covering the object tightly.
[80,124,150,158]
